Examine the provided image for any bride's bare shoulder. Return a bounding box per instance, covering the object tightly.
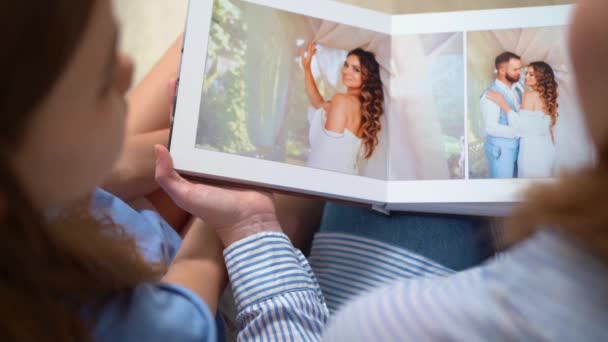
[329,94,359,110]
[522,90,542,110]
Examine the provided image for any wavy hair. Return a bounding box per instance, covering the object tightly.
[529,61,559,141]
[0,2,162,341]
[348,48,384,159]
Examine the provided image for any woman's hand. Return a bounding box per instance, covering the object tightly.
[300,41,317,70]
[301,42,326,108]
[154,145,282,247]
[486,90,511,114]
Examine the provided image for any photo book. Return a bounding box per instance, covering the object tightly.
[169,0,592,215]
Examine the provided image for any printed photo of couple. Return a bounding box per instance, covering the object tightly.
[467,26,594,179]
[195,0,465,181]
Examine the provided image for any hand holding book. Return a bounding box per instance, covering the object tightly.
[155,144,282,247]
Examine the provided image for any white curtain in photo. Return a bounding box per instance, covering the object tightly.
[309,21,454,180]
[387,33,462,180]
[243,4,313,148]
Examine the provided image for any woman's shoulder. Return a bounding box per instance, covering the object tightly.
[523,90,541,101]
[522,90,542,111]
[328,94,359,114]
[330,93,359,104]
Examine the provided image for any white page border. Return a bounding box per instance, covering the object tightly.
[171,0,575,206]
[391,5,573,35]
[387,178,552,204]
[171,0,388,204]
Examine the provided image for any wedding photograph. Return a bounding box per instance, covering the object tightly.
[195,0,390,179]
[195,0,467,181]
[467,25,594,179]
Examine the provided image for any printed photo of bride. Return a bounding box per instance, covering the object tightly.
[467,26,594,179]
[194,0,390,179]
[301,42,384,175]
[195,0,465,180]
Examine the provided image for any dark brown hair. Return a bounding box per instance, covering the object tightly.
[0,2,162,341]
[495,51,521,71]
[347,48,384,159]
[529,61,559,142]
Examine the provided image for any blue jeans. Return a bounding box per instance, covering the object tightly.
[317,202,496,271]
[308,202,497,312]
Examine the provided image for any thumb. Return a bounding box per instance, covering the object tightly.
[154,144,192,207]
[154,144,175,180]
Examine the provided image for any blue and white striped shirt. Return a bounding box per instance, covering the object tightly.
[226,231,608,341]
[224,232,329,340]
[309,232,453,313]
[321,231,608,341]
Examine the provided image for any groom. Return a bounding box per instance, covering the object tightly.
[481,52,523,178]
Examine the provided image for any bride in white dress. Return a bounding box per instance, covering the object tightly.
[300,42,384,175]
[487,61,559,178]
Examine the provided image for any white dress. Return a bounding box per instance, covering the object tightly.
[508,110,556,178]
[306,107,363,175]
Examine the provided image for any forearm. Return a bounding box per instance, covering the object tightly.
[496,102,512,114]
[486,123,518,138]
[304,66,325,109]
[482,101,518,138]
[225,232,329,341]
[102,129,170,201]
[162,217,227,313]
[126,33,183,136]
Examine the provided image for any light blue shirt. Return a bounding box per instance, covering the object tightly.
[91,189,218,341]
[90,189,330,341]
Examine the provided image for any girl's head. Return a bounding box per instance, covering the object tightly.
[1,1,159,340]
[526,61,558,134]
[4,0,133,210]
[344,48,384,159]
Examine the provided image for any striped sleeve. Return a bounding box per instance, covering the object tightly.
[309,233,453,313]
[224,232,329,341]
[320,268,521,342]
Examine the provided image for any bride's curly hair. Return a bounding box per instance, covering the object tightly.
[530,61,559,140]
[348,48,384,159]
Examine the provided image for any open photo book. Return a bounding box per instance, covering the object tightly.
[169,0,593,216]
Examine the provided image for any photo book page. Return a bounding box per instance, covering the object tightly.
[170,0,591,214]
